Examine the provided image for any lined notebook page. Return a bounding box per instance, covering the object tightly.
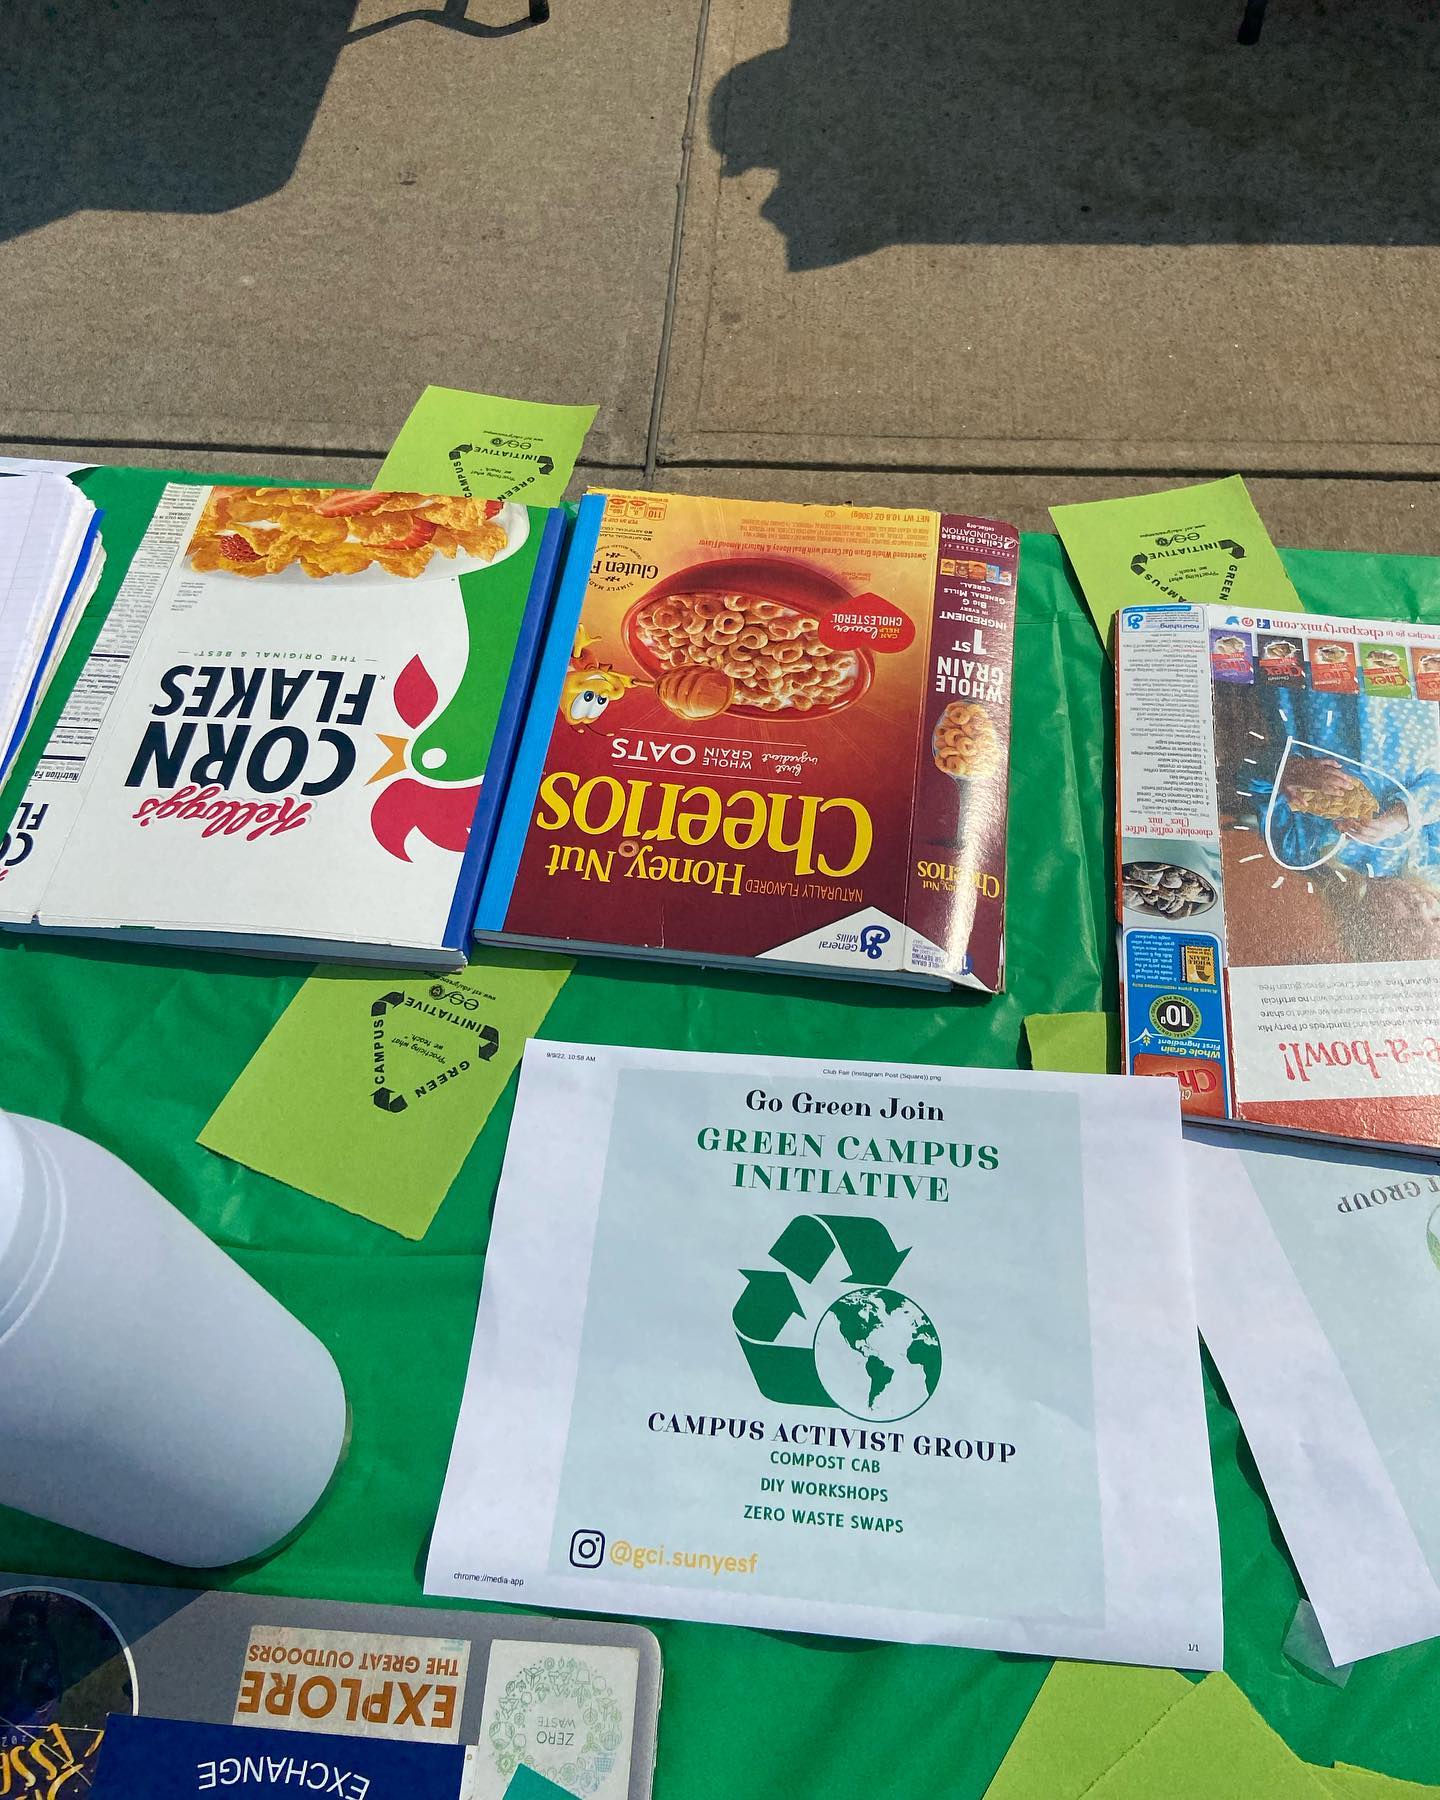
[0,474,97,772]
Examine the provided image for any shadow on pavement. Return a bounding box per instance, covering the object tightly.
[709,0,1440,270]
[0,0,540,245]
[0,1,354,243]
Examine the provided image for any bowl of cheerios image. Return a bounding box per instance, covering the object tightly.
[931,700,1001,780]
[623,557,875,720]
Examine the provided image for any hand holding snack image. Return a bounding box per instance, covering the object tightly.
[1278,752,1380,814]
[1279,755,1387,831]
[1245,694,1430,856]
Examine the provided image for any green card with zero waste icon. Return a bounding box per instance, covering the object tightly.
[377,387,597,507]
[200,952,571,1238]
[1050,476,1302,649]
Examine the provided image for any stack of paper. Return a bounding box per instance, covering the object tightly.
[0,472,103,782]
[1026,1010,1440,1669]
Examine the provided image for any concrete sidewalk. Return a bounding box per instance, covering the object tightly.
[1,0,1437,550]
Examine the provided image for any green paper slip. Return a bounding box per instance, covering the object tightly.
[377,386,597,506]
[983,1661,1192,1800]
[1024,1012,1119,1076]
[1322,1766,1440,1798]
[1082,1673,1333,1800]
[979,1662,1433,1800]
[1050,476,1301,649]
[199,952,572,1238]
[502,1768,576,1800]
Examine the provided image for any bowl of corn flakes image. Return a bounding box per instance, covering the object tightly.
[185,487,528,585]
[622,556,875,720]
[931,700,1001,780]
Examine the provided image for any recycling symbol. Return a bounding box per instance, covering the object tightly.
[367,988,499,1113]
[448,440,553,479]
[371,991,410,1113]
[733,1214,916,1409]
[1133,539,1245,583]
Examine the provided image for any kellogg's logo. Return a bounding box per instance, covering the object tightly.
[132,785,312,841]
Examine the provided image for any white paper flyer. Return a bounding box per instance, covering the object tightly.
[1187,1129,1440,1664]
[427,1042,1222,1668]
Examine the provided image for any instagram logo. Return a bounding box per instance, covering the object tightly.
[568,1528,606,1569]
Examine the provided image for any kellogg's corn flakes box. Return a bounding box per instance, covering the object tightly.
[0,481,567,965]
[476,490,1017,989]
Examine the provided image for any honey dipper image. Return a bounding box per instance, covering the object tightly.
[655,665,735,720]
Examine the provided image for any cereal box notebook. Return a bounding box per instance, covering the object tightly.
[476,490,1017,990]
[0,482,567,966]
[1115,601,1440,1153]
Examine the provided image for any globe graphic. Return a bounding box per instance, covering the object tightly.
[812,1286,942,1421]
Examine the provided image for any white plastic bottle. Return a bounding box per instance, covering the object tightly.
[0,1111,348,1567]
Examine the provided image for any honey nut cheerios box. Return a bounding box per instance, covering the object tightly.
[476,489,1017,990]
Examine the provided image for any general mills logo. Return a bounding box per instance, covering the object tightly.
[858,924,891,960]
[569,1528,606,1569]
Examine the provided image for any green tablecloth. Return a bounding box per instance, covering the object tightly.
[3,466,1440,1795]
